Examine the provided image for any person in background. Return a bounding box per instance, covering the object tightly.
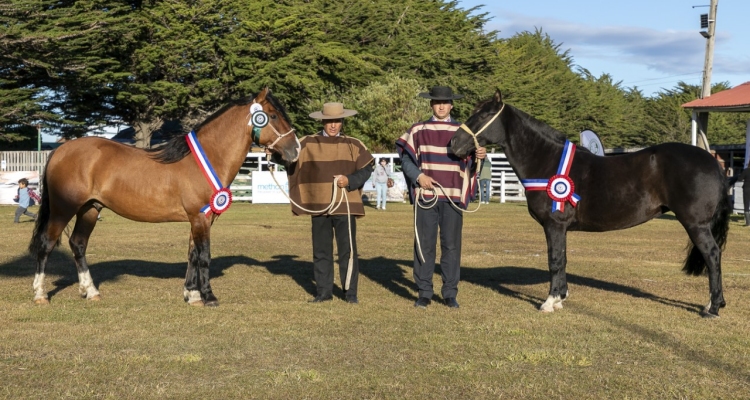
[734,167,750,226]
[396,85,486,309]
[478,156,492,204]
[14,178,38,223]
[285,102,374,304]
[372,158,392,210]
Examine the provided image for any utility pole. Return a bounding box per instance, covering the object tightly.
[700,0,718,98]
[691,0,718,148]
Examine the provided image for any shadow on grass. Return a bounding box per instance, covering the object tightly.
[359,256,417,301]
[0,250,316,302]
[462,265,704,316]
[0,250,703,316]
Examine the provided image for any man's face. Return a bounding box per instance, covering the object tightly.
[431,100,453,120]
[323,119,343,136]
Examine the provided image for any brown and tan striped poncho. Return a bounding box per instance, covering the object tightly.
[287,133,374,216]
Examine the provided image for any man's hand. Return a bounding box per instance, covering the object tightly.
[334,175,349,188]
[416,173,437,190]
[475,146,487,159]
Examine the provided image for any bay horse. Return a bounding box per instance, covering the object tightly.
[450,90,729,317]
[29,88,300,306]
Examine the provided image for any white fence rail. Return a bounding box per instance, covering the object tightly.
[0,151,52,176]
[1,151,525,203]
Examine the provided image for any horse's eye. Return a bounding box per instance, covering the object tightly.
[271,114,277,120]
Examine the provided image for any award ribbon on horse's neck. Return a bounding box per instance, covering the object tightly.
[186,130,233,217]
[521,139,580,213]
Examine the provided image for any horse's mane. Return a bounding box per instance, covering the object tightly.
[474,98,567,147]
[147,91,290,164]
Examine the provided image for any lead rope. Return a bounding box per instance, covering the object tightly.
[413,104,505,263]
[268,160,356,290]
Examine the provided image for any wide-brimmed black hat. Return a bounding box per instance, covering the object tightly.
[418,86,464,100]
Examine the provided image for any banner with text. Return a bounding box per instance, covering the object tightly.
[251,171,290,204]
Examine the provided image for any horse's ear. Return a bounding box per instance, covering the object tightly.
[493,89,503,104]
[257,87,270,102]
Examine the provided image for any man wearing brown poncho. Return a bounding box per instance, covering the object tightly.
[286,102,374,304]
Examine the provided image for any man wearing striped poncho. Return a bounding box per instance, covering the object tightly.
[286,102,374,305]
[396,86,487,309]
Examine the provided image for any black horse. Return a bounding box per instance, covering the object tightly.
[450,90,729,317]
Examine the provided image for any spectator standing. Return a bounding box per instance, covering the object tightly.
[372,159,392,210]
[478,157,492,204]
[735,167,750,226]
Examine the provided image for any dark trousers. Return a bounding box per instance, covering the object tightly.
[413,201,463,299]
[744,189,750,225]
[311,214,359,298]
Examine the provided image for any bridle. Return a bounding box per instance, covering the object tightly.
[458,103,505,151]
[248,99,297,152]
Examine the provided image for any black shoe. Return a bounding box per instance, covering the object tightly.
[414,297,431,309]
[346,296,359,304]
[444,297,460,308]
[308,295,333,303]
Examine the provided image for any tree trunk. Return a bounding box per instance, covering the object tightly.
[133,119,162,149]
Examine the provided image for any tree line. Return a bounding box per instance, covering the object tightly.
[1,0,748,152]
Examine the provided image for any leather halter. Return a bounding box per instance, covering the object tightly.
[249,100,296,151]
[458,103,505,150]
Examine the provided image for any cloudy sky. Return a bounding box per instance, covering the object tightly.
[457,0,750,96]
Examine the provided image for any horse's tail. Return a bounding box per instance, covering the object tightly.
[29,151,58,257]
[682,177,730,276]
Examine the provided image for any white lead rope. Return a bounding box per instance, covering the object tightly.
[413,181,483,264]
[269,165,355,291]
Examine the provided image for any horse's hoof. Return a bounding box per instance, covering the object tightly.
[205,300,219,307]
[701,310,719,319]
[553,302,564,310]
[34,298,49,305]
[539,305,555,313]
[88,295,101,301]
[188,300,204,307]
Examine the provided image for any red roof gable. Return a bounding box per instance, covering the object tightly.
[682,81,750,110]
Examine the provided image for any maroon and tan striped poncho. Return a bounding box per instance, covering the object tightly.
[287,134,374,216]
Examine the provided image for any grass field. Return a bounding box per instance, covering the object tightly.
[1,201,750,399]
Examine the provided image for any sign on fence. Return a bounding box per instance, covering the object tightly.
[251,171,290,204]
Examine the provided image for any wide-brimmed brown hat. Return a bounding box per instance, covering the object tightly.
[418,86,464,100]
[309,102,358,120]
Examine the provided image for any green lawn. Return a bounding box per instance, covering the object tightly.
[1,202,749,399]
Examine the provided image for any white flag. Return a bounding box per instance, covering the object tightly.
[580,129,605,156]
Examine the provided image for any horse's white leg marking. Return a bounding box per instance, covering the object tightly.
[703,300,712,315]
[540,295,559,313]
[78,271,101,300]
[33,273,48,303]
[553,290,569,310]
[186,290,202,306]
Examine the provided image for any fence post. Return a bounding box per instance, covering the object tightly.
[500,170,506,203]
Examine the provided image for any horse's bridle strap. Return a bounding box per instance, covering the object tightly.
[248,99,296,150]
[460,103,505,149]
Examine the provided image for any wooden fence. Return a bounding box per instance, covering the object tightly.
[0,151,525,203]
